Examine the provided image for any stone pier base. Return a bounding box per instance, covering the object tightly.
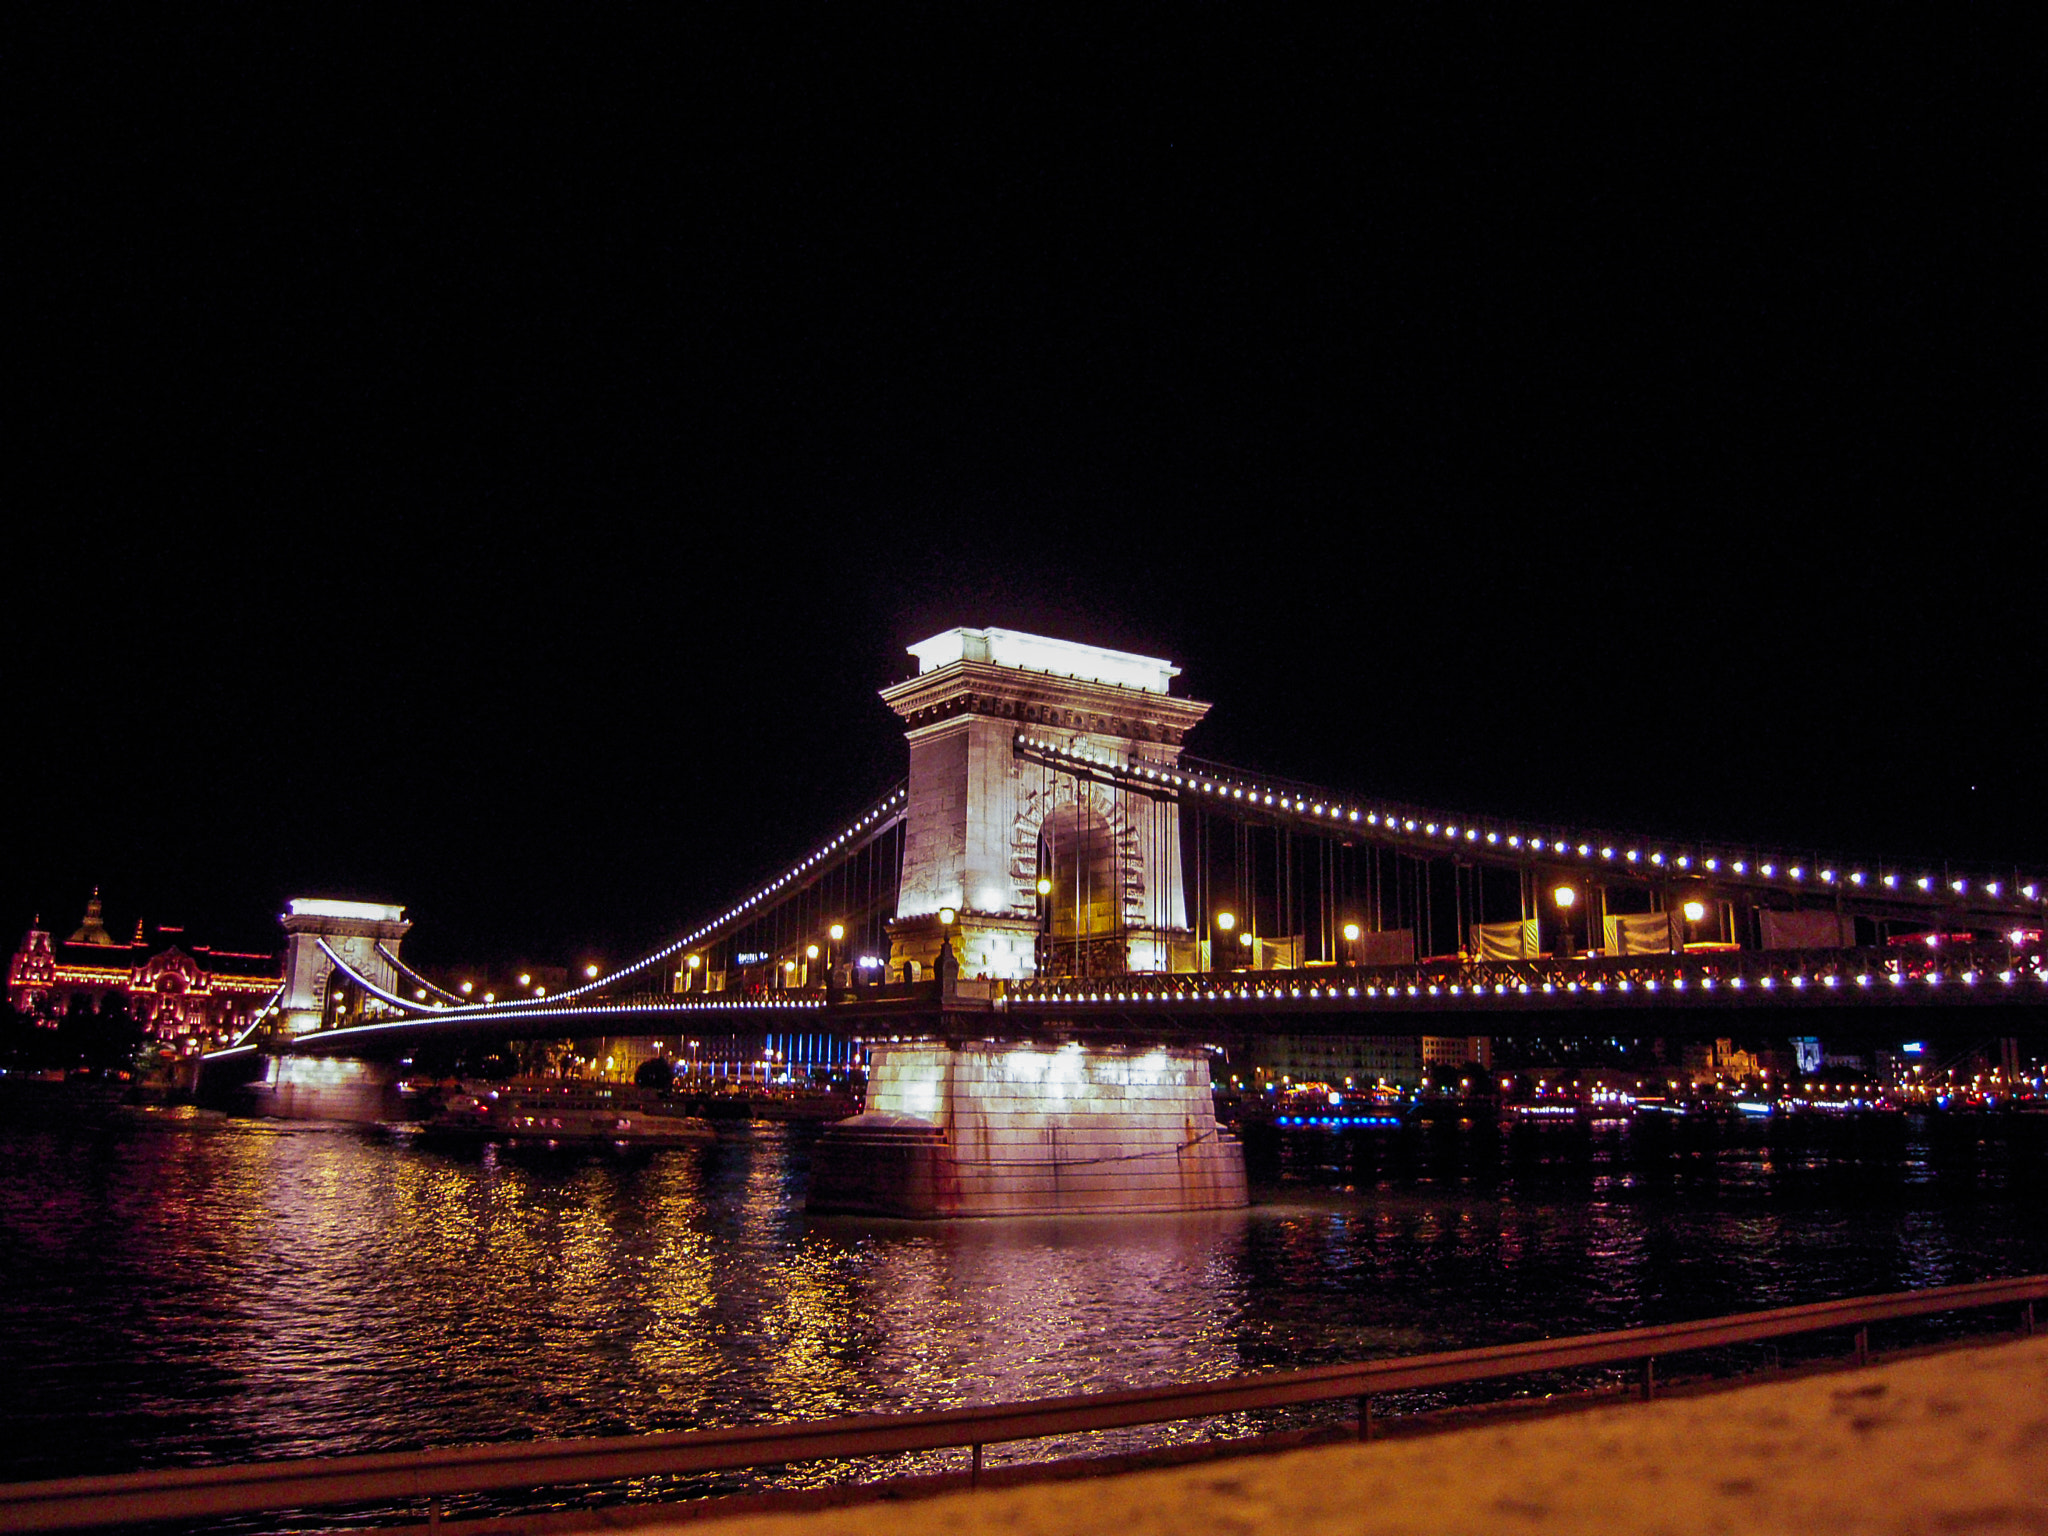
[809,1043,1247,1217]
[249,1054,404,1123]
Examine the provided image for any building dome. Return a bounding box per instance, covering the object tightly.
[66,889,118,947]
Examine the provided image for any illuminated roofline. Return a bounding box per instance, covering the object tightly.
[288,898,407,923]
[907,627,1180,696]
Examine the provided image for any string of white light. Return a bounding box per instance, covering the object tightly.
[382,785,909,1022]
[375,943,465,1004]
[1015,734,2046,914]
[1003,962,2048,1009]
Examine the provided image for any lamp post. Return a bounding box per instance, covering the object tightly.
[1214,910,1236,973]
[1553,885,1578,960]
[1683,899,1707,950]
[1342,920,1362,970]
[1034,877,1053,977]
[934,907,959,994]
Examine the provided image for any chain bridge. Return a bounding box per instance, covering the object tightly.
[212,628,2047,1215]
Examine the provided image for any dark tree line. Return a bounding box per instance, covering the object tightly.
[0,996,149,1076]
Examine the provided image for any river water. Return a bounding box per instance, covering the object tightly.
[2,1087,2043,1523]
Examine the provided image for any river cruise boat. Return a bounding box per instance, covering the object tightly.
[424,1080,718,1148]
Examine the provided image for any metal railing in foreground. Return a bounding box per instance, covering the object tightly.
[3,1275,2041,1532]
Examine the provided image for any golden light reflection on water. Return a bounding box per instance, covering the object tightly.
[4,1104,2045,1500]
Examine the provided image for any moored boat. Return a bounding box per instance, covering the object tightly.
[422,1080,717,1148]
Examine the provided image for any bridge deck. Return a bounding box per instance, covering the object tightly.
[264,944,2047,1056]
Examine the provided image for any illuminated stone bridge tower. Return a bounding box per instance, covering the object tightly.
[277,898,412,1037]
[880,627,1211,982]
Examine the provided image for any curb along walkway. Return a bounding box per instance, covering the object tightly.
[641,1334,2048,1536]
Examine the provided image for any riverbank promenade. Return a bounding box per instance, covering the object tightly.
[637,1333,2048,1536]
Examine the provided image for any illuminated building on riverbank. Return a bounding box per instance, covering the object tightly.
[6,891,281,1051]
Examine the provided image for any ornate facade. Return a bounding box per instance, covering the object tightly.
[6,892,282,1053]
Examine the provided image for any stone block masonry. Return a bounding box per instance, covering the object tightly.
[808,1043,1248,1217]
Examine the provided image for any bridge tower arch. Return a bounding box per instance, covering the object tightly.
[880,628,1209,981]
[277,898,411,1036]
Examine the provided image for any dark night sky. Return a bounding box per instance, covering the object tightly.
[9,14,2040,972]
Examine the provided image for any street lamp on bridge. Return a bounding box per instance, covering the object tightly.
[1553,885,1578,959]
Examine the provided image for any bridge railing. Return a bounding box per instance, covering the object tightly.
[3,1276,2041,1532]
[1004,944,2048,1008]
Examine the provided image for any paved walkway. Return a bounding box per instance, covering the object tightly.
[647,1334,2048,1536]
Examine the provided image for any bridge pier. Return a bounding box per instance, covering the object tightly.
[809,1042,1247,1217]
[248,1053,405,1124]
